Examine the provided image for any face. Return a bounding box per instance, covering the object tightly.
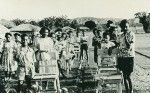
[45,30,49,36]
[6,35,11,42]
[15,35,21,42]
[22,36,29,46]
[52,33,56,38]
[104,35,110,42]
[122,23,129,32]
[69,32,73,37]
[62,34,67,39]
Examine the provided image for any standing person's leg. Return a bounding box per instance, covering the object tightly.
[94,47,98,65]
[17,68,25,93]
[126,73,133,93]
[25,75,31,89]
[17,80,24,93]
[4,71,8,81]
[79,45,83,61]
[85,48,88,61]
[8,72,12,79]
[123,72,129,93]
[127,57,134,93]
[57,60,66,78]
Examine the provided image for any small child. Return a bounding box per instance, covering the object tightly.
[99,34,116,67]
[79,30,88,62]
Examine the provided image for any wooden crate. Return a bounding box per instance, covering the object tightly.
[32,74,60,93]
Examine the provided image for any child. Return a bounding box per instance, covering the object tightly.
[79,30,88,62]
[1,33,16,81]
[99,34,116,67]
[17,34,36,92]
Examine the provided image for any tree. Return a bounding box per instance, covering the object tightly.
[38,17,55,29]
[135,12,150,33]
[70,20,79,29]
[29,21,39,26]
[38,16,70,29]
[12,19,26,26]
[54,16,70,28]
[85,20,96,30]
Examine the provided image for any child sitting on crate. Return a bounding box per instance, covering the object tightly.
[99,34,116,67]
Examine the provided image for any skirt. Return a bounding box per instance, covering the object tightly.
[117,57,134,74]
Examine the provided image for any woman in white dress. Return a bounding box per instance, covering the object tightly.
[1,33,16,80]
[34,27,59,74]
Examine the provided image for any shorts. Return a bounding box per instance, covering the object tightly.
[80,44,88,50]
[116,57,134,74]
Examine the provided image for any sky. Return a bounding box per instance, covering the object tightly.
[0,0,150,20]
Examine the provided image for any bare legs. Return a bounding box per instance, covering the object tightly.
[123,72,133,93]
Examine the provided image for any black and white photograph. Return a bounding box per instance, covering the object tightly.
[0,0,149,93]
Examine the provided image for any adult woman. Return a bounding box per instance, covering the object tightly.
[17,34,36,92]
[117,19,135,93]
[1,33,16,80]
[35,27,59,74]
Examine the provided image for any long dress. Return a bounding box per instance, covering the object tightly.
[66,37,75,69]
[55,39,67,70]
[99,41,116,66]
[1,41,17,72]
[18,46,36,80]
[35,37,59,75]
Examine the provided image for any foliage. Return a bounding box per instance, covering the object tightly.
[70,20,79,29]
[38,16,71,29]
[12,19,27,26]
[135,12,150,33]
[85,20,96,30]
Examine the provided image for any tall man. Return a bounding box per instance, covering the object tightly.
[117,19,135,93]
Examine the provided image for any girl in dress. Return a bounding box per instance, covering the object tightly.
[66,31,75,74]
[1,33,16,80]
[34,27,59,74]
[17,34,36,92]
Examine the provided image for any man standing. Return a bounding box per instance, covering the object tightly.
[117,19,135,93]
[92,28,102,66]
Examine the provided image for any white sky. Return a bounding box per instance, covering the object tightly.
[0,0,150,20]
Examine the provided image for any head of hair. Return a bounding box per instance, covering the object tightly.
[39,27,50,35]
[55,28,62,33]
[61,32,67,40]
[21,34,28,41]
[103,32,109,39]
[49,32,55,37]
[5,32,12,38]
[119,19,129,28]
[14,33,21,37]
[106,20,113,28]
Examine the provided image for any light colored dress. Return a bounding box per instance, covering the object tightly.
[14,41,21,67]
[55,40,67,70]
[1,41,17,72]
[35,37,59,74]
[18,46,36,80]
[66,37,75,69]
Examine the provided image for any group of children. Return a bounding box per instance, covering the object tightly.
[0,19,135,93]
